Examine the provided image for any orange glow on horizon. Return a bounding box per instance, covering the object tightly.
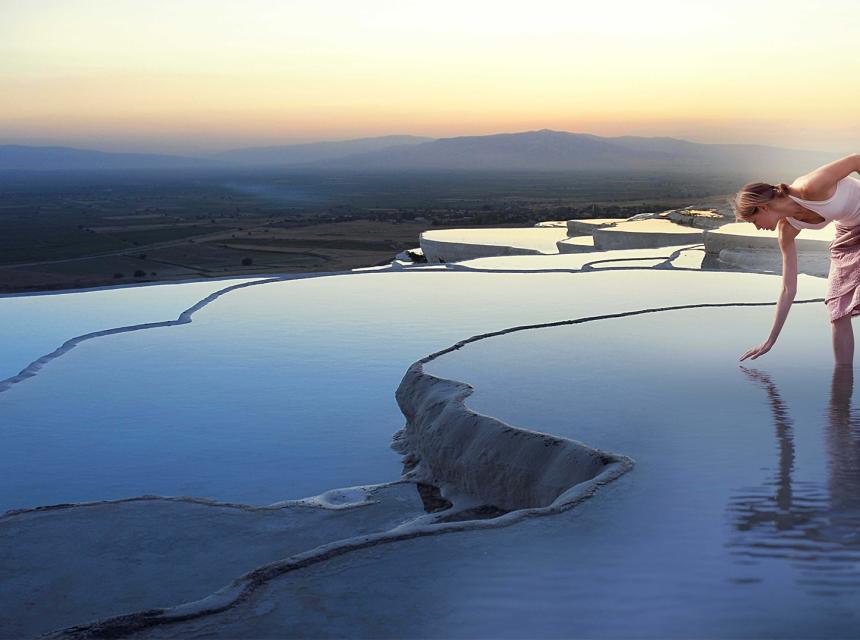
[2,0,858,154]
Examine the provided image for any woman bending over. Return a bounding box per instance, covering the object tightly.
[735,153,860,364]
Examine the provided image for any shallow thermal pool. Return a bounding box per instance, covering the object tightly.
[2,265,816,512]
[0,277,270,382]
[408,304,860,638]
[110,297,860,640]
[3,261,854,638]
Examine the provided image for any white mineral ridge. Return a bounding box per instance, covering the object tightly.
[393,362,631,511]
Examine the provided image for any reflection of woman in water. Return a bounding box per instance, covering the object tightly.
[729,365,860,585]
[733,154,860,364]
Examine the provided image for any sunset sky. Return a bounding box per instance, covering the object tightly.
[2,0,858,154]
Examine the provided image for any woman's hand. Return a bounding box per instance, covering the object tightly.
[739,339,775,362]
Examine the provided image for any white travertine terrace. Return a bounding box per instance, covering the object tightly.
[704,222,835,276]
[449,244,705,271]
[420,227,570,262]
[717,248,831,277]
[592,219,705,250]
[665,208,725,229]
[566,218,621,235]
[704,222,835,252]
[421,213,715,262]
[556,235,596,253]
[416,210,835,277]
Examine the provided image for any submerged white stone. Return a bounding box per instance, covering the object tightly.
[0,483,425,637]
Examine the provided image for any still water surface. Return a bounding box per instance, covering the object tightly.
[3,268,856,637]
[126,299,859,640]
[413,306,860,637]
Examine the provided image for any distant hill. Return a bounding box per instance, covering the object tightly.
[0,131,844,178]
[602,134,841,178]
[0,136,434,172]
[307,129,843,179]
[212,135,435,166]
[0,145,217,171]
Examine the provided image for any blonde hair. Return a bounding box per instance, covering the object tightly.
[733,182,790,222]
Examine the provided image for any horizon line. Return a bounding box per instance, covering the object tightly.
[0,128,851,158]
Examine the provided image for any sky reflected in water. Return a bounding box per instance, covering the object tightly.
[3,269,857,636]
[418,304,860,632]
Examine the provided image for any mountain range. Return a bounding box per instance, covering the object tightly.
[0,130,845,177]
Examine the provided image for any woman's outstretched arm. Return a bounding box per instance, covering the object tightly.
[768,224,800,338]
[739,220,800,361]
[797,153,860,197]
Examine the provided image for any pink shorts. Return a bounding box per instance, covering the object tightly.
[826,288,860,322]
[826,222,860,322]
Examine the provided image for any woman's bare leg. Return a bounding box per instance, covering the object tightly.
[831,314,854,365]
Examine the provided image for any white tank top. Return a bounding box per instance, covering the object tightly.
[785,175,860,230]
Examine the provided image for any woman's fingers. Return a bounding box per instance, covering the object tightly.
[750,345,770,360]
[740,344,769,361]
